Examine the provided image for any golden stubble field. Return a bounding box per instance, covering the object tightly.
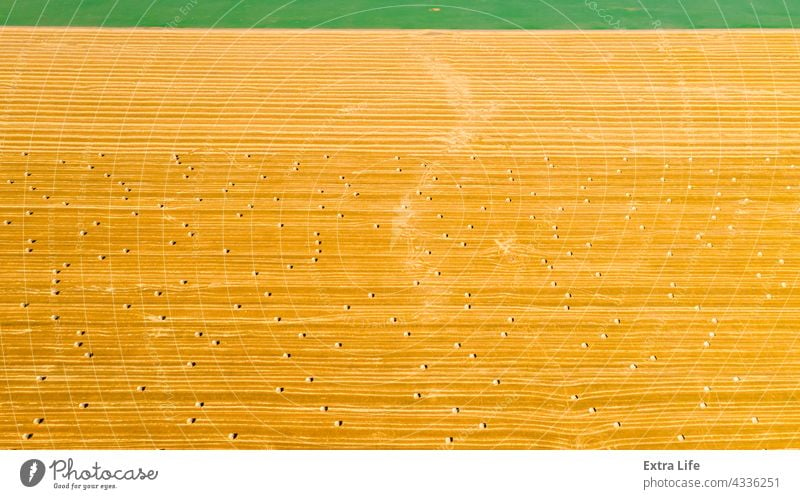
[1,28,800,449]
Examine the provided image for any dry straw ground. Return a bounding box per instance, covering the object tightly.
[2,28,800,449]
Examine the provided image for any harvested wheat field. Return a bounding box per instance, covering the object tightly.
[1,27,800,449]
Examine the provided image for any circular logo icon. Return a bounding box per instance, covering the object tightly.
[20,459,45,487]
